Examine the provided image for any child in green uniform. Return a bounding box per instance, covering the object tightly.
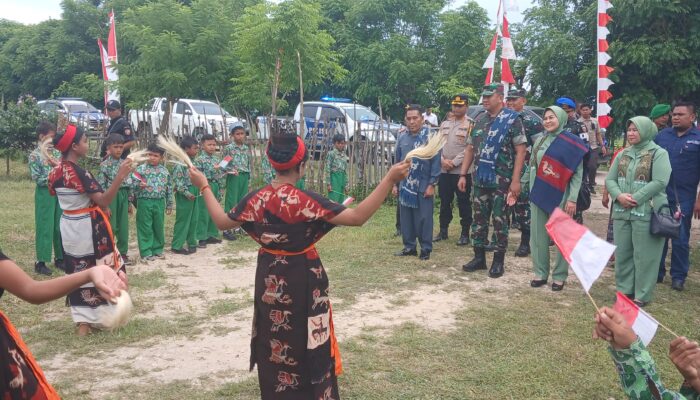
[194,134,223,247]
[222,126,251,241]
[131,144,173,262]
[28,121,63,275]
[261,154,276,185]
[98,134,132,265]
[171,136,200,255]
[325,134,349,203]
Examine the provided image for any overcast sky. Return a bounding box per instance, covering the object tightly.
[1,0,535,25]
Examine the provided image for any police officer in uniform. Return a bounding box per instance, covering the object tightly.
[433,94,473,246]
[100,100,135,159]
[506,88,544,257]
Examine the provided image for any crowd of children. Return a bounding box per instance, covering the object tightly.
[30,124,352,266]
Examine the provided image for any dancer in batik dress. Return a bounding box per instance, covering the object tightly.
[0,249,126,398]
[47,124,131,336]
[190,124,409,399]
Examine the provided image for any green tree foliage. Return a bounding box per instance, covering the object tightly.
[0,97,45,175]
[516,0,596,105]
[608,0,700,132]
[232,0,344,114]
[52,73,104,105]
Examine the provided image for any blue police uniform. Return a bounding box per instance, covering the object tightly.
[654,126,700,284]
[395,128,441,255]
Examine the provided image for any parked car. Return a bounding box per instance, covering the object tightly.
[292,98,400,144]
[37,98,108,133]
[129,97,247,141]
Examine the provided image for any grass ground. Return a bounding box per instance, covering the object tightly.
[1,158,699,399]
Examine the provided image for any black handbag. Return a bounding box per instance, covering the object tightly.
[650,204,680,239]
[649,152,681,239]
[576,182,591,212]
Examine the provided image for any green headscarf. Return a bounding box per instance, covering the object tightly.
[544,106,568,135]
[627,116,658,150]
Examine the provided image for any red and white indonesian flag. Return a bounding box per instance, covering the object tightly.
[98,10,120,104]
[545,208,615,292]
[613,292,659,346]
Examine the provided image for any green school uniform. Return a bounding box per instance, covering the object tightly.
[223,142,251,212]
[325,148,348,203]
[261,156,276,185]
[194,152,223,240]
[131,163,173,257]
[606,116,671,303]
[28,145,63,263]
[609,339,700,399]
[171,163,200,251]
[98,156,131,255]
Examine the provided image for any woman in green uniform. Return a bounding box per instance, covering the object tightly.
[606,116,671,307]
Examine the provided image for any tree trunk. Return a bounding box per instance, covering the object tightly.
[5,152,10,176]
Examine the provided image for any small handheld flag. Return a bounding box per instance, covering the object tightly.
[613,292,658,346]
[132,172,146,185]
[545,208,615,293]
[342,196,354,206]
[219,156,232,169]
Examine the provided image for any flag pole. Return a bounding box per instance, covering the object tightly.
[584,291,600,312]
[658,321,680,338]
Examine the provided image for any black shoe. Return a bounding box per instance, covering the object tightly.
[54,259,66,272]
[121,254,133,266]
[489,252,505,278]
[419,250,431,260]
[551,282,566,291]
[187,247,197,254]
[456,234,470,246]
[394,248,417,256]
[172,248,189,255]
[198,240,208,248]
[223,231,237,241]
[206,237,222,244]
[633,299,648,307]
[530,279,548,288]
[514,231,530,257]
[463,247,487,272]
[672,279,685,291]
[34,261,52,276]
[484,242,497,252]
[433,231,448,242]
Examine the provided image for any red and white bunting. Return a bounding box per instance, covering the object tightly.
[482,0,517,90]
[597,0,613,129]
[98,10,120,106]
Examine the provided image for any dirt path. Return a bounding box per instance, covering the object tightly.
[39,171,697,397]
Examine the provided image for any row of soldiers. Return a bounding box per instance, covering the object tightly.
[393,83,596,276]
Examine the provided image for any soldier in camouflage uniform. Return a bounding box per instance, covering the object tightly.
[506,88,544,257]
[458,84,527,278]
[594,306,700,399]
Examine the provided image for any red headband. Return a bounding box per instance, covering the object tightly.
[55,125,78,152]
[266,136,306,171]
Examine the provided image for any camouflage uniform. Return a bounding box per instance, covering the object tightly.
[467,111,527,251]
[513,110,544,233]
[609,339,700,399]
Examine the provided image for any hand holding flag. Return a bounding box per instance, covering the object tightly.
[612,292,659,346]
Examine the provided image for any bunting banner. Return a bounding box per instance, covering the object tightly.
[98,10,120,106]
[597,0,613,129]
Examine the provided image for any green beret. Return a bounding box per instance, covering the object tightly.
[649,104,671,120]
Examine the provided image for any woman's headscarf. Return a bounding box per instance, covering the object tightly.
[544,106,568,135]
[627,116,658,150]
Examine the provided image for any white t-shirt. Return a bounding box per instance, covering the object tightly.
[423,112,438,127]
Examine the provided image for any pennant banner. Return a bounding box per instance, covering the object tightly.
[597,0,613,129]
[98,10,120,106]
